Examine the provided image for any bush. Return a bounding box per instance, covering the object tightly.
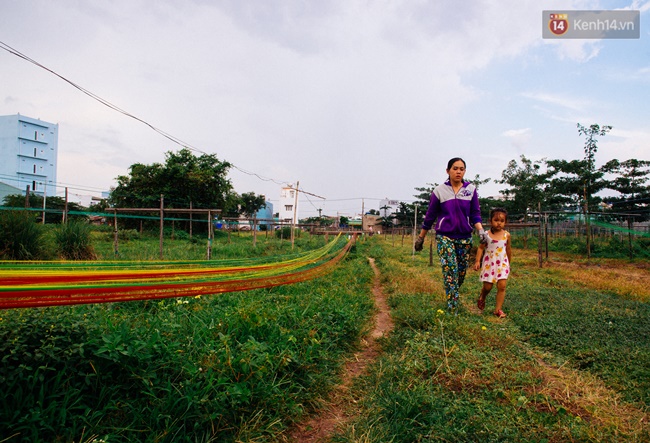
[108,228,141,241]
[54,221,96,260]
[275,226,300,239]
[0,210,47,259]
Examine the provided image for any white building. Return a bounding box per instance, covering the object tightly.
[0,114,59,197]
[379,198,400,217]
[278,185,298,223]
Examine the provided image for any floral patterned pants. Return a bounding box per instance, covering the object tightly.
[436,235,473,311]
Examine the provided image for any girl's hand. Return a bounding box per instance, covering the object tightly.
[474,262,480,271]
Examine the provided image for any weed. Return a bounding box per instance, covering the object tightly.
[0,210,48,259]
[54,220,97,260]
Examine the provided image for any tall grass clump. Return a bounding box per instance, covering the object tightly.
[54,220,97,260]
[0,210,47,259]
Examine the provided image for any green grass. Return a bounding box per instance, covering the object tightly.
[1,232,648,442]
[332,236,650,442]
[0,233,375,442]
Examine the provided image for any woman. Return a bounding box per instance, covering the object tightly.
[414,157,488,314]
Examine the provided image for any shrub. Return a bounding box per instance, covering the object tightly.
[275,226,300,239]
[107,228,141,241]
[0,210,47,259]
[54,221,96,260]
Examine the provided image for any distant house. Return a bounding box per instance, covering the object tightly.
[279,185,298,223]
[256,199,273,229]
[0,114,59,196]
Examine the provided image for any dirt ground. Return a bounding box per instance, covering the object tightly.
[286,257,394,442]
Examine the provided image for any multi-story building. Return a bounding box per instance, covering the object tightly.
[278,184,298,223]
[379,198,400,217]
[0,114,59,197]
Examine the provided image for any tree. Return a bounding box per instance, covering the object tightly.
[544,159,587,211]
[545,124,611,214]
[601,159,650,221]
[238,192,267,229]
[497,156,548,220]
[545,124,611,257]
[109,149,234,231]
[2,194,86,224]
[110,149,233,210]
[577,123,612,210]
[392,202,415,229]
[411,184,436,227]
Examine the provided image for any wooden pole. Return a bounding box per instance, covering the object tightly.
[253,215,257,248]
[207,210,213,260]
[113,210,119,257]
[291,181,299,250]
[63,187,69,223]
[628,216,633,260]
[42,182,47,224]
[584,185,591,259]
[538,203,543,268]
[159,194,164,260]
[412,205,418,259]
[189,201,193,239]
[544,212,549,260]
[25,185,30,208]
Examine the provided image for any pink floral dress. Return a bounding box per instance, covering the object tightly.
[479,231,510,283]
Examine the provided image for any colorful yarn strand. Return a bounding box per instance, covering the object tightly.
[0,235,353,309]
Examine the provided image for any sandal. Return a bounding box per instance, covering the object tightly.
[493,310,507,318]
[477,297,485,311]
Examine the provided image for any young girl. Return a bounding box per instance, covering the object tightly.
[474,207,512,318]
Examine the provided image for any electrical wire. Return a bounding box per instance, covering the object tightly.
[0,41,293,189]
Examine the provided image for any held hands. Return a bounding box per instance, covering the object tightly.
[478,229,490,244]
[414,236,424,252]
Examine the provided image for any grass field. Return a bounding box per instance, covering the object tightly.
[333,236,650,442]
[1,231,648,442]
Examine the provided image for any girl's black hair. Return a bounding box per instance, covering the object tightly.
[446,157,466,170]
[490,207,508,221]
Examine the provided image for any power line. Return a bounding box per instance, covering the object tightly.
[0,40,292,188]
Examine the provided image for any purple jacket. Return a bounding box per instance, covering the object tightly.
[421,180,482,239]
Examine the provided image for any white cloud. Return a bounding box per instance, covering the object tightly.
[1,0,648,216]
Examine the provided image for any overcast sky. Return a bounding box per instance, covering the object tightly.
[1,0,649,217]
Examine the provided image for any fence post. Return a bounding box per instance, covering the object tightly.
[63,187,68,223]
[628,216,633,260]
[537,204,543,268]
[25,185,30,208]
[113,210,119,257]
[544,212,549,260]
[207,210,213,260]
[159,194,164,260]
[253,215,257,248]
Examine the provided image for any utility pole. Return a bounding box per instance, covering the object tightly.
[291,181,299,250]
[159,194,164,260]
[63,187,68,223]
[42,182,47,224]
[287,182,326,249]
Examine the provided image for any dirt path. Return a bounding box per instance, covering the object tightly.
[287,257,393,442]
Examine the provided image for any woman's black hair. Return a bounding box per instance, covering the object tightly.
[447,157,466,170]
[490,207,508,221]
